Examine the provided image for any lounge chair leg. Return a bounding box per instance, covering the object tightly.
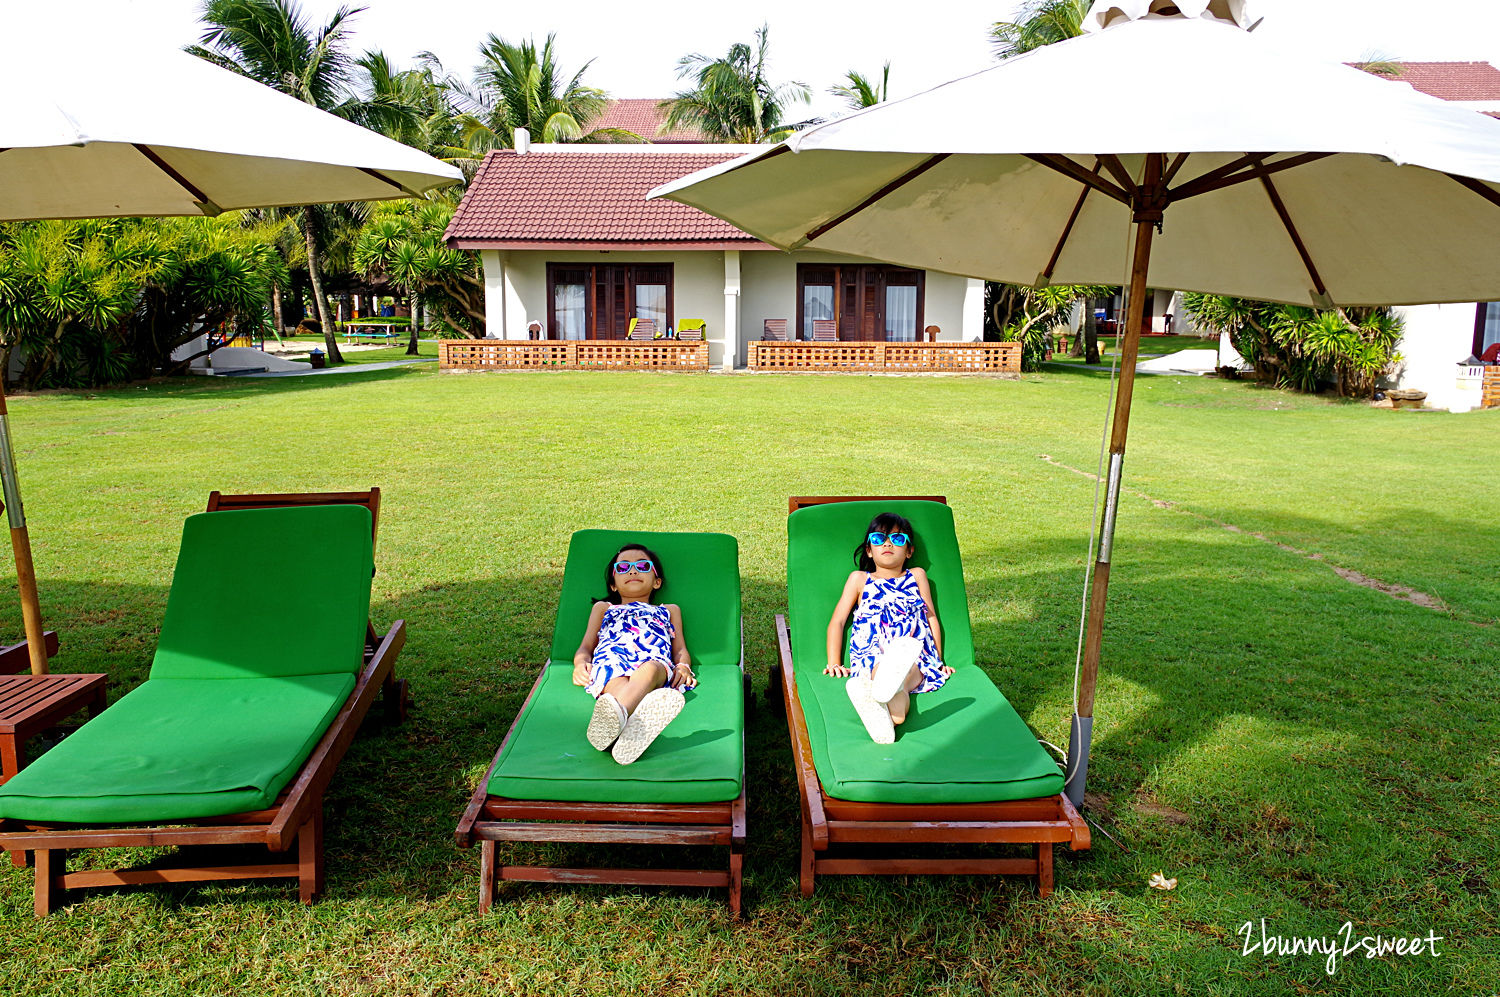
[33,848,61,917]
[479,840,496,914]
[1038,843,1054,899]
[728,851,743,919]
[383,676,410,724]
[298,813,324,904]
[799,820,815,898]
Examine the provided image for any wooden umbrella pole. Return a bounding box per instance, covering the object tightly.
[0,386,47,674]
[1065,154,1164,805]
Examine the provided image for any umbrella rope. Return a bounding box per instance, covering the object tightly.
[1064,324,1121,783]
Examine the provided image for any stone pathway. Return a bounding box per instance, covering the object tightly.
[241,358,437,378]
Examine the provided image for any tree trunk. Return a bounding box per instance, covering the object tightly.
[1083,303,1100,365]
[301,209,344,363]
[406,296,421,355]
[270,282,284,343]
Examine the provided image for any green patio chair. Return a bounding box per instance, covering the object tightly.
[457,529,745,914]
[0,504,407,916]
[775,496,1089,897]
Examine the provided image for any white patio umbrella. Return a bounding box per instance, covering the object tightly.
[0,35,462,673]
[650,0,1500,804]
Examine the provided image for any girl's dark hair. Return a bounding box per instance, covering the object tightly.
[598,542,666,604]
[854,513,917,571]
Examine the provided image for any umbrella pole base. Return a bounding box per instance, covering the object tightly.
[1064,713,1093,808]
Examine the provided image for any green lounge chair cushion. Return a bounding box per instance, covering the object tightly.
[487,663,743,804]
[0,673,355,822]
[787,500,1063,804]
[549,530,741,670]
[490,529,743,804]
[150,505,374,680]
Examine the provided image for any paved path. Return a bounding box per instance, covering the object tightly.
[240,358,437,378]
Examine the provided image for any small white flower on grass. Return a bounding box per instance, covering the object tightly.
[1148,872,1178,891]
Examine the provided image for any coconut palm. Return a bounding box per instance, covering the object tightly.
[990,0,1089,59]
[191,0,412,362]
[447,34,635,169]
[830,63,891,111]
[662,25,810,143]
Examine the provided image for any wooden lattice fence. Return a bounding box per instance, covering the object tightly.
[439,340,709,372]
[748,341,1020,374]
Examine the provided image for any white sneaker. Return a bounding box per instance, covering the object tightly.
[870,636,921,704]
[586,693,628,750]
[611,687,685,764]
[846,676,894,744]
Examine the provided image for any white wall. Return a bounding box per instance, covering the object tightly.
[1391,302,1481,410]
[500,250,735,367]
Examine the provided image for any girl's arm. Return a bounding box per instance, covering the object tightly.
[912,568,944,660]
[824,572,865,676]
[572,602,609,686]
[665,604,695,689]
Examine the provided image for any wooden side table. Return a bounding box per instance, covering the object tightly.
[0,672,108,784]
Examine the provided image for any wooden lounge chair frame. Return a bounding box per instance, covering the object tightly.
[457,549,747,916]
[0,489,409,916]
[774,495,1090,898]
[456,668,746,916]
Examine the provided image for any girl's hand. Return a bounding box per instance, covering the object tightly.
[572,659,590,686]
[939,665,955,678]
[670,663,696,689]
[824,662,850,677]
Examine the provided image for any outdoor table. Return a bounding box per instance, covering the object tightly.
[0,672,107,784]
[0,670,106,866]
[342,322,402,344]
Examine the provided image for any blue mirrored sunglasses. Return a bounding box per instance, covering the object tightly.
[867,532,909,548]
[612,559,655,574]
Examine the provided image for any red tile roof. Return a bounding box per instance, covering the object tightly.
[444,149,769,249]
[1353,61,1500,102]
[590,99,706,143]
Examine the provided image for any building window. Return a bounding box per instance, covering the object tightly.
[551,267,587,340]
[796,263,924,342]
[546,263,674,339]
[1474,302,1500,357]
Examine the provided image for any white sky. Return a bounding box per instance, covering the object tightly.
[22,0,1500,121]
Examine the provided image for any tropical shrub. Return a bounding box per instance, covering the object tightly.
[1182,294,1403,397]
[0,216,285,389]
[986,281,1113,371]
[352,197,484,338]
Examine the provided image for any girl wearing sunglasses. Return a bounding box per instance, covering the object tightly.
[824,513,951,744]
[571,543,696,764]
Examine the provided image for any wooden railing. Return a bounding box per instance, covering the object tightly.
[439,339,710,372]
[749,340,1021,374]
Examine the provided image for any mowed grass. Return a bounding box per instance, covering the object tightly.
[0,365,1496,996]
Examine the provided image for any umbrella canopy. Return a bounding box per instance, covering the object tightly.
[0,34,461,673]
[650,0,1500,805]
[0,37,461,219]
[652,2,1500,307]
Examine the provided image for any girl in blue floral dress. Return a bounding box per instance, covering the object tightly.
[824,513,952,744]
[572,543,696,764]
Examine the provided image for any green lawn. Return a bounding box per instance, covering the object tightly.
[1,366,1496,995]
[1049,333,1217,363]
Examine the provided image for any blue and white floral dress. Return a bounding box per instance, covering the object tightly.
[587,601,675,698]
[847,571,947,694]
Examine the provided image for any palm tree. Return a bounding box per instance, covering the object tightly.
[448,34,635,167]
[990,0,1089,59]
[191,0,411,363]
[830,63,891,111]
[662,24,810,143]
[989,0,1101,359]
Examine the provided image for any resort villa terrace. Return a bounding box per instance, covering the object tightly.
[440,132,1010,374]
